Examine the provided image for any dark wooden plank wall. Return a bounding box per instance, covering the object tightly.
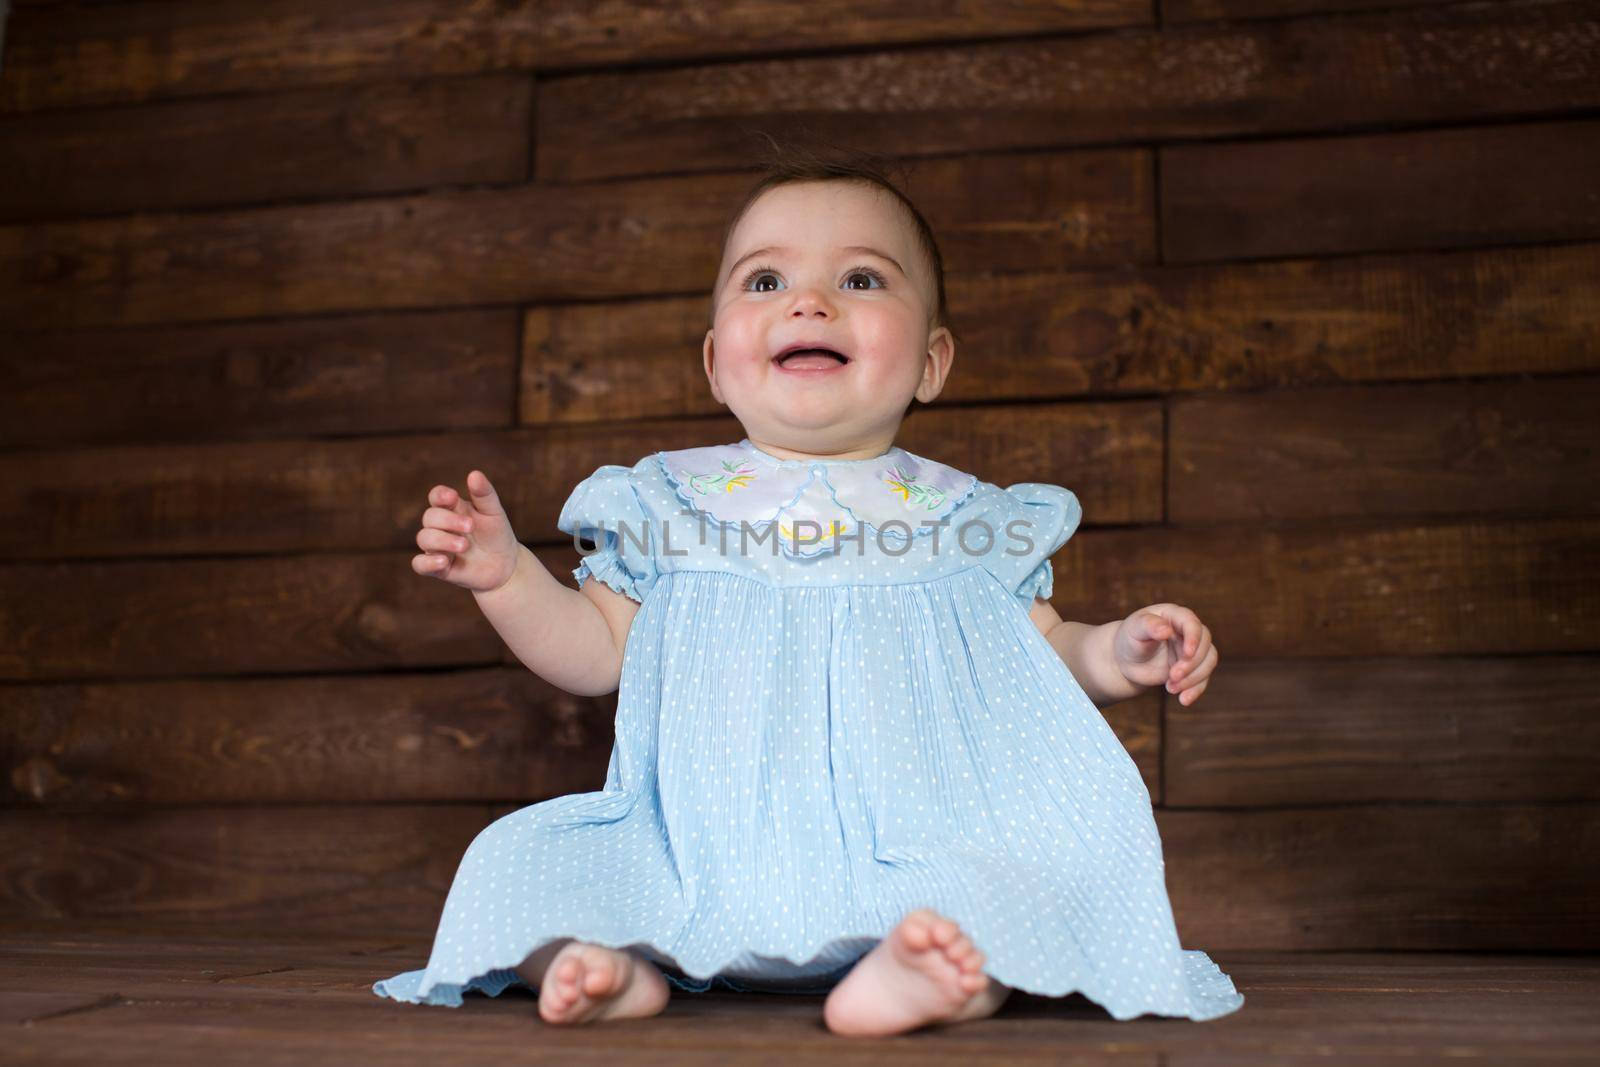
[1,0,1596,951]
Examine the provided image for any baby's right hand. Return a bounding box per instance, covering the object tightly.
[413,470,523,593]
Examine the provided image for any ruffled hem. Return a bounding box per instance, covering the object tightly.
[572,549,643,604]
[655,451,981,560]
[373,929,1243,1021]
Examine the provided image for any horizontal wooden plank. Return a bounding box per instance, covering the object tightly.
[1165,655,1600,807]
[4,933,1598,1061]
[4,936,1598,1062]
[0,0,1150,113]
[1166,0,1465,23]
[1169,376,1600,522]
[522,242,1600,423]
[9,240,1591,453]
[0,73,531,223]
[0,549,514,681]
[0,406,1162,561]
[0,667,618,807]
[0,666,1163,808]
[534,0,1600,182]
[0,151,1150,331]
[1164,803,1600,950]
[2,802,1594,949]
[0,801,508,928]
[1,514,1591,682]
[0,308,518,450]
[1161,118,1600,262]
[23,654,1600,810]
[6,239,1590,454]
[2,1001,1150,1066]
[1052,514,1597,658]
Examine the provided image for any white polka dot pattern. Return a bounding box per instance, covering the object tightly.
[371,448,1245,1021]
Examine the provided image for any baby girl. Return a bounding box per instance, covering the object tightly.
[376,147,1242,1035]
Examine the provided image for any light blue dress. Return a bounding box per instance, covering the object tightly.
[373,437,1244,1021]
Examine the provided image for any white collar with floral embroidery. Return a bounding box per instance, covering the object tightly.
[656,438,980,558]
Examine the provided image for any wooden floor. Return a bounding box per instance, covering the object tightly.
[4,921,1597,1065]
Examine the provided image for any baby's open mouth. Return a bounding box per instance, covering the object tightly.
[774,347,851,367]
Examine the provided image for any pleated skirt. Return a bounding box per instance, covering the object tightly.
[373,567,1245,1020]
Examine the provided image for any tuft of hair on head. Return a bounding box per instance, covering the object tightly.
[709,128,955,418]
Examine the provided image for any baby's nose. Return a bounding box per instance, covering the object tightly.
[789,291,834,316]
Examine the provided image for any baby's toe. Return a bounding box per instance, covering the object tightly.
[898,910,938,951]
[580,952,616,996]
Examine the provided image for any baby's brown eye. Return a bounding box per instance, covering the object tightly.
[750,273,779,292]
[844,271,883,290]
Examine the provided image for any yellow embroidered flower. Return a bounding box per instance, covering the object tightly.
[884,465,947,511]
[687,460,758,497]
[779,519,851,543]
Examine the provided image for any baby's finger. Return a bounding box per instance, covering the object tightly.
[1173,645,1218,692]
[431,482,479,520]
[1132,610,1172,644]
[411,552,450,575]
[465,470,506,517]
[423,504,473,534]
[1178,677,1209,705]
[1164,606,1200,655]
[418,527,469,554]
[1171,624,1214,682]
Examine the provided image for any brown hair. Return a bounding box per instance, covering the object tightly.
[709,134,950,343]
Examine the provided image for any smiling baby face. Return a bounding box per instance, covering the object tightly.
[703,180,955,460]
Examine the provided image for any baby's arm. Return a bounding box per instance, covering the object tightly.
[1028,596,1145,708]
[473,543,638,697]
[1031,596,1218,708]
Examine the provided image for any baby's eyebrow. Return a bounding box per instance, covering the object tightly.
[725,245,907,284]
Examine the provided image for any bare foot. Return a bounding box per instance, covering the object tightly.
[822,908,1012,1037]
[519,939,670,1025]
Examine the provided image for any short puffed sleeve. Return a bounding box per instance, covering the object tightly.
[556,464,658,604]
[986,483,1082,610]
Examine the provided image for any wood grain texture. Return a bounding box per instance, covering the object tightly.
[0,151,1150,331]
[1165,655,1600,807]
[1,803,1594,950]
[1051,517,1597,658]
[1,515,1591,682]
[0,408,1160,561]
[0,308,519,450]
[0,669,1164,809]
[1164,803,1600,950]
[1169,376,1600,522]
[2,0,1595,958]
[1,929,1597,1060]
[0,668,620,807]
[1162,118,1600,262]
[0,73,532,223]
[0,0,1151,113]
[7,239,1592,450]
[0,549,513,682]
[521,242,1600,422]
[2,930,1596,1060]
[1166,0,1464,22]
[535,0,1600,181]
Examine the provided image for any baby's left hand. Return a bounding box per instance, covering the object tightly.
[1111,603,1217,706]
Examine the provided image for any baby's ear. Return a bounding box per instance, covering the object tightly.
[915,325,956,403]
[702,330,725,405]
